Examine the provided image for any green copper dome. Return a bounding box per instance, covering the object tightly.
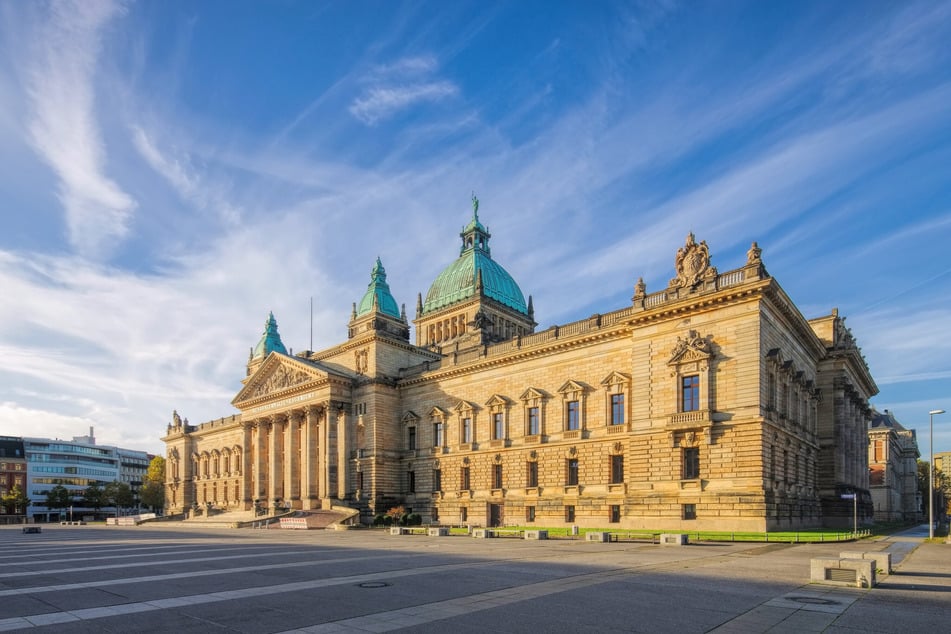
[423,198,528,315]
[252,312,288,359]
[356,257,401,318]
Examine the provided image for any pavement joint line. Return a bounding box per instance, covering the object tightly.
[0,547,319,579]
[0,544,280,566]
[0,559,516,631]
[0,551,419,597]
[273,567,624,634]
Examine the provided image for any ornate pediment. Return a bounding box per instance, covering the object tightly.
[519,387,548,402]
[600,371,631,390]
[453,400,477,414]
[233,354,328,405]
[485,394,509,409]
[401,411,420,425]
[558,380,588,395]
[429,406,449,421]
[668,330,712,366]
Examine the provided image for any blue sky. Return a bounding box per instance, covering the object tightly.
[1,0,950,456]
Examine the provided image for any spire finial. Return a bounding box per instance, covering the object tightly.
[471,191,479,220]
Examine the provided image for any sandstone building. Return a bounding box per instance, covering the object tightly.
[163,200,877,531]
[867,409,920,522]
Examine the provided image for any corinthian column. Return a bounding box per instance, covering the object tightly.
[321,404,332,505]
[255,421,267,503]
[303,406,320,509]
[286,410,302,508]
[268,415,285,505]
[337,405,349,500]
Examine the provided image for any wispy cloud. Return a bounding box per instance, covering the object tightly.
[349,55,459,125]
[24,0,135,258]
[131,125,242,226]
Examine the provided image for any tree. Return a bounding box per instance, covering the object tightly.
[104,481,134,513]
[83,482,106,512]
[45,484,73,515]
[1,485,31,515]
[139,456,166,511]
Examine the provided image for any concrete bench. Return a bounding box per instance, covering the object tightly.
[22,526,41,534]
[810,558,876,588]
[389,527,408,535]
[660,533,688,546]
[472,528,523,538]
[428,527,449,537]
[586,531,610,542]
[524,530,548,540]
[840,551,891,574]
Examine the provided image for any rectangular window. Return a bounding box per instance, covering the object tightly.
[527,407,540,435]
[460,466,470,490]
[460,506,468,522]
[609,505,621,523]
[565,505,575,523]
[408,471,416,493]
[433,469,442,492]
[681,375,700,412]
[610,394,625,425]
[683,447,700,479]
[767,372,776,411]
[526,461,538,488]
[682,503,696,520]
[462,417,472,443]
[611,455,624,484]
[567,400,580,431]
[493,412,504,440]
[566,458,579,486]
[408,427,417,450]
[493,463,503,489]
[526,505,536,522]
[433,422,444,447]
[356,471,364,491]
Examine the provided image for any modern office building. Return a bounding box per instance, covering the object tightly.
[164,204,877,530]
[22,429,151,521]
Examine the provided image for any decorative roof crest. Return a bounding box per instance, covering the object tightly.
[671,232,713,289]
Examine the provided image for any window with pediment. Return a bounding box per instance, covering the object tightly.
[454,401,477,445]
[401,411,419,451]
[558,380,589,432]
[600,372,630,427]
[429,406,448,448]
[486,395,509,442]
[520,388,547,438]
[667,331,714,418]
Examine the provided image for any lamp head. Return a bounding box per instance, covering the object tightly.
[930,409,946,416]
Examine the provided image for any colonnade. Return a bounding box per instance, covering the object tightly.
[239,403,351,510]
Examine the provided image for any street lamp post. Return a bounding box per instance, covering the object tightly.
[929,409,945,540]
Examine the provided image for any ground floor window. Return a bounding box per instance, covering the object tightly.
[460,506,468,522]
[682,503,696,520]
[609,505,621,523]
[565,505,575,523]
[526,506,535,522]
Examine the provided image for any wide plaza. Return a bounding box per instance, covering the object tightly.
[0,524,947,632]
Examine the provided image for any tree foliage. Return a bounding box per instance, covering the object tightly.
[104,481,134,510]
[83,482,106,511]
[1,485,31,514]
[45,484,73,512]
[140,456,166,510]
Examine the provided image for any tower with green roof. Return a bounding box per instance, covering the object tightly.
[246,311,288,376]
[415,195,535,349]
[349,257,409,342]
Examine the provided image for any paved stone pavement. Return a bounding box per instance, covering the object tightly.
[0,524,947,632]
